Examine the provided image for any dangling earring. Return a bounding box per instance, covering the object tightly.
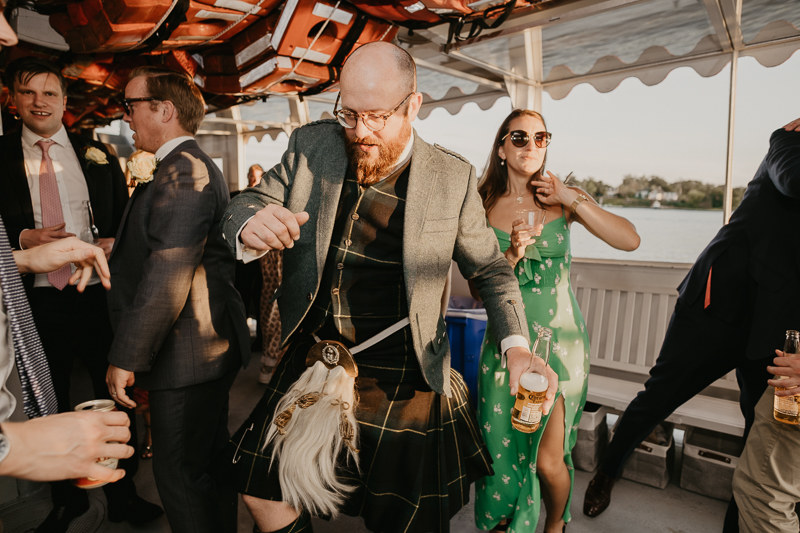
[500,159,505,166]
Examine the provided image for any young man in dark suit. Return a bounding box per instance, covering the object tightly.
[0,6,136,509]
[0,57,162,533]
[105,66,249,533]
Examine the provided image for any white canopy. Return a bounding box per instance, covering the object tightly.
[219,0,799,132]
[195,0,799,215]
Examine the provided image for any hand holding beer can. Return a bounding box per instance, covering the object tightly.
[73,399,120,489]
[511,327,552,433]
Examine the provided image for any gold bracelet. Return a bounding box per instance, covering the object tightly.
[570,194,587,214]
[504,251,517,268]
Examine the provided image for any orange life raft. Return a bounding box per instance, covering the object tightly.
[200,53,337,94]
[346,1,442,25]
[271,0,361,65]
[200,13,280,75]
[48,0,283,53]
[49,0,175,53]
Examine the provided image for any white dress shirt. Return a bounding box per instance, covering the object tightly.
[155,136,195,161]
[20,125,97,288]
[0,284,18,422]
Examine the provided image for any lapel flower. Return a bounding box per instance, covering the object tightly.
[84,146,109,165]
[127,152,159,186]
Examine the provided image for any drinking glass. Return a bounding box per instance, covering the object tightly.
[79,200,100,244]
[515,209,547,237]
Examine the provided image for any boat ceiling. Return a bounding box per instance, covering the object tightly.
[2,0,798,133]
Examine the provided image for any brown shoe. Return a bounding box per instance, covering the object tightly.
[584,470,616,517]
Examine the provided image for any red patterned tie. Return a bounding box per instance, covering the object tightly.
[35,139,70,290]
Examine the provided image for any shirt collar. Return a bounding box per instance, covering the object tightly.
[380,133,414,182]
[21,124,70,150]
[155,136,194,161]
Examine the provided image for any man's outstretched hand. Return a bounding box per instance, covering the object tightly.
[240,205,310,253]
[769,349,800,396]
[0,411,133,482]
[784,118,800,132]
[106,365,137,409]
[13,237,110,291]
[19,223,74,249]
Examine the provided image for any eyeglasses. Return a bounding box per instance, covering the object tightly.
[502,130,552,149]
[123,97,160,115]
[332,92,414,132]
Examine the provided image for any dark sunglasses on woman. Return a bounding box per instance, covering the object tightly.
[502,130,552,148]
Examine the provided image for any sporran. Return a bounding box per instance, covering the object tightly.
[261,340,360,517]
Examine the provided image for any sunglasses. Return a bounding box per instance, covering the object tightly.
[122,97,160,115]
[502,130,552,149]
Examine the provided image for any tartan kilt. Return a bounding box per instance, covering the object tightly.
[222,332,493,533]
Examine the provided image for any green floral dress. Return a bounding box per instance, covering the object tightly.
[474,211,590,532]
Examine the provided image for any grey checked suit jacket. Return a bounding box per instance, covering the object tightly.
[222,120,528,396]
[108,140,250,391]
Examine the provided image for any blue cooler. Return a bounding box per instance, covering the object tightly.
[445,308,487,408]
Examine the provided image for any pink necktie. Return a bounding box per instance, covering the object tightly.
[36,139,70,290]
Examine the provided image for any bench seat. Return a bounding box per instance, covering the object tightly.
[587,374,745,436]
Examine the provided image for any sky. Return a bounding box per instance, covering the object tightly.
[246,50,800,189]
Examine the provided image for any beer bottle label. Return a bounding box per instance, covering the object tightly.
[520,402,542,424]
[774,394,799,416]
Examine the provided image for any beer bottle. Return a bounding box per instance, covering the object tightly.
[774,330,800,424]
[511,327,552,433]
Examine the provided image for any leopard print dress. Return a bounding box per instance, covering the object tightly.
[259,250,283,369]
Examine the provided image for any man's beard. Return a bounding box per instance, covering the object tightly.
[343,121,411,186]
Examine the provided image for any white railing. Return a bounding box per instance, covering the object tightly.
[570,258,739,390]
[570,258,743,436]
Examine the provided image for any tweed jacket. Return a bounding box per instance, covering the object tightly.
[108,139,250,390]
[222,120,528,396]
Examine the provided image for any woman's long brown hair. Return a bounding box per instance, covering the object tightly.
[478,109,548,214]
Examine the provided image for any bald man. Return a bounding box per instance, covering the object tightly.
[221,42,558,533]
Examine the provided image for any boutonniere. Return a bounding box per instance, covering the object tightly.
[83,146,109,166]
[127,152,159,187]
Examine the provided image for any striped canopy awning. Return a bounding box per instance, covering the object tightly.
[223,0,799,142]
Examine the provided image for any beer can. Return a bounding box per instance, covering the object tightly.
[73,399,119,489]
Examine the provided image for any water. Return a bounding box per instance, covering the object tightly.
[570,207,724,264]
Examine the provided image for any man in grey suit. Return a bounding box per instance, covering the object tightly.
[105,66,249,533]
[222,42,558,533]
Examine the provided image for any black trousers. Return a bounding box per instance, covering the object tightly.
[28,283,139,508]
[149,369,239,533]
[234,259,263,318]
[599,295,771,533]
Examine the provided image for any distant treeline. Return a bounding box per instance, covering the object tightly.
[568,175,746,210]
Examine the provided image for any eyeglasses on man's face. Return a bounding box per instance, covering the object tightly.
[123,97,160,116]
[333,92,414,133]
[502,130,552,149]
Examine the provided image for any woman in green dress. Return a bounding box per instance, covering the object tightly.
[473,109,640,533]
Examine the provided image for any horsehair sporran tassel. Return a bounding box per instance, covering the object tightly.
[320,368,330,395]
[296,392,321,408]
[262,360,360,517]
[273,404,297,435]
[274,392,322,434]
[340,407,358,453]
